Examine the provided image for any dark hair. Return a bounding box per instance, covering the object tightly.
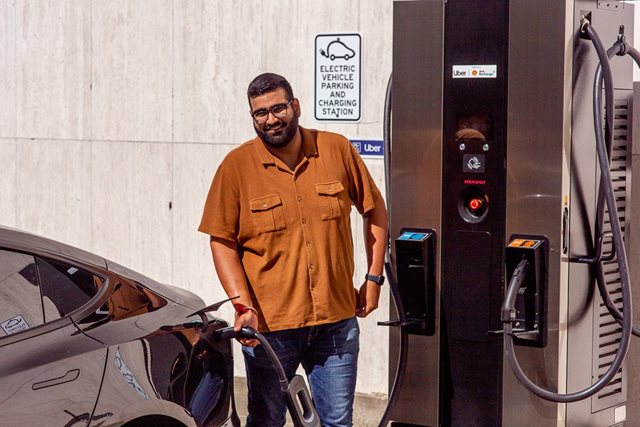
[247,73,294,103]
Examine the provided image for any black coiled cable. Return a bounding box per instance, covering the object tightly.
[502,19,633,403]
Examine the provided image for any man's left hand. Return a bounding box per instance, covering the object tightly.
[356,280,381,317]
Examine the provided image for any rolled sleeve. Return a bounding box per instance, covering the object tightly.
[198,161,240,243]
[343,140,382,215]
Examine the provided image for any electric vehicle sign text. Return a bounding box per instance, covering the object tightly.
[315,33,362,121]
[452,65,497,79]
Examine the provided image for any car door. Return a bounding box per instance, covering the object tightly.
[0,249,109,427]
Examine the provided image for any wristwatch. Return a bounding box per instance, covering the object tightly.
[365,273,385,286]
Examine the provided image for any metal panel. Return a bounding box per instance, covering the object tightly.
[565,2,633,425]
[590,95,630,414]
[391,1,634,426]
[506,2,633,425]
[440,1,510,423]
[389,1,444,425]
[504,1,572,426]
[626,81,640,427]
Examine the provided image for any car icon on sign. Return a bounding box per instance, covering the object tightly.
[320,38,356,61]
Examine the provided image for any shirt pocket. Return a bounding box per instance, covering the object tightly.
[249,194,286,234]
[315,181,345,221]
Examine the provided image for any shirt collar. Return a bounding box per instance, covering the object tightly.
[254,126,318,167]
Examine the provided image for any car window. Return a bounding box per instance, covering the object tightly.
[37,257,104,321]
[107,278,167,321]
[0,250,44,336]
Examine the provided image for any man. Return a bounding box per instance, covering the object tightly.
[199,73,387,427]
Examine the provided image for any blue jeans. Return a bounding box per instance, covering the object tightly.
[242,317,360,427]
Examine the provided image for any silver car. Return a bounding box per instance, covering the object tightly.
[0,225,240,427]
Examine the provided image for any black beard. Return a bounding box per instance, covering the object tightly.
[254,115,299,148]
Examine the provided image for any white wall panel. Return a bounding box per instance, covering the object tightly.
[91,0,173,142]
[173,0,263,144]
[15,0,91,140]
[91,141,172,281]
[354,157,389,395]
[0,140,17,227]
[259,2,300,90]
[357,0,393,138]
[7,0,395,398]
[0,0,16,138]
[15,139,91,248]
[171,142,231,306]
[215,1,264,144]
[173,1,222,143]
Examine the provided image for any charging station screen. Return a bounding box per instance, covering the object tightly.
[454,114,493,141]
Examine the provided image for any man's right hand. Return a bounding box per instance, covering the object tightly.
[235,310,260,347]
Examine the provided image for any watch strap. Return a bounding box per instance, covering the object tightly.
[365,273,385,286]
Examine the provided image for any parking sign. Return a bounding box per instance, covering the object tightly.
[315,33,362,122]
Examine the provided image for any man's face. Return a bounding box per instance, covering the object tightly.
[250,88,300,148]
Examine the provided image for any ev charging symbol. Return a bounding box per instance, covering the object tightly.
[319,37,356,61]
[467,157,481,170]
[463,154,485,173]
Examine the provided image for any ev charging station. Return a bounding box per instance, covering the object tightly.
[384,1,638,426]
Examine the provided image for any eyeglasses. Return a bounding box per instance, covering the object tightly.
[251,100,293,123]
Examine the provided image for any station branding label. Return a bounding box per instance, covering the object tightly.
[350,139,384,158]
[452,65,497,79]
[315,33,362,121]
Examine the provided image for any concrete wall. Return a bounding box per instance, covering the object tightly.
[0,0,393,397]
[3,0,640,407]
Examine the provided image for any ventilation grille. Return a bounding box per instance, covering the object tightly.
[591,95,630,412]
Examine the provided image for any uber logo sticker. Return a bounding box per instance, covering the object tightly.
[350,139,384,158]
[452,65,498,79]
[0,314,30,335]
[463,154,485,173]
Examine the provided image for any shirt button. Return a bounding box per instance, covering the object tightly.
[301,218,307,224]
[297,196,302,202]
[309,265,315,270]
[305,241,311,246]
[262,203,268,208]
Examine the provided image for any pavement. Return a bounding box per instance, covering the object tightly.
[233,377,388,426]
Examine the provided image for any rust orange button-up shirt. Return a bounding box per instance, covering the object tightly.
[199,127,382,332]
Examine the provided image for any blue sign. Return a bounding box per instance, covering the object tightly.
[350,139,384,157]
[399,232,428,241]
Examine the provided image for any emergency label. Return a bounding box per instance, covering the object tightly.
[452,65,498,79]
[315,33,362,121]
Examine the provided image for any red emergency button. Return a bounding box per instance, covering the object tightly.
[468,198,483,211]
[459,186,489,222]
